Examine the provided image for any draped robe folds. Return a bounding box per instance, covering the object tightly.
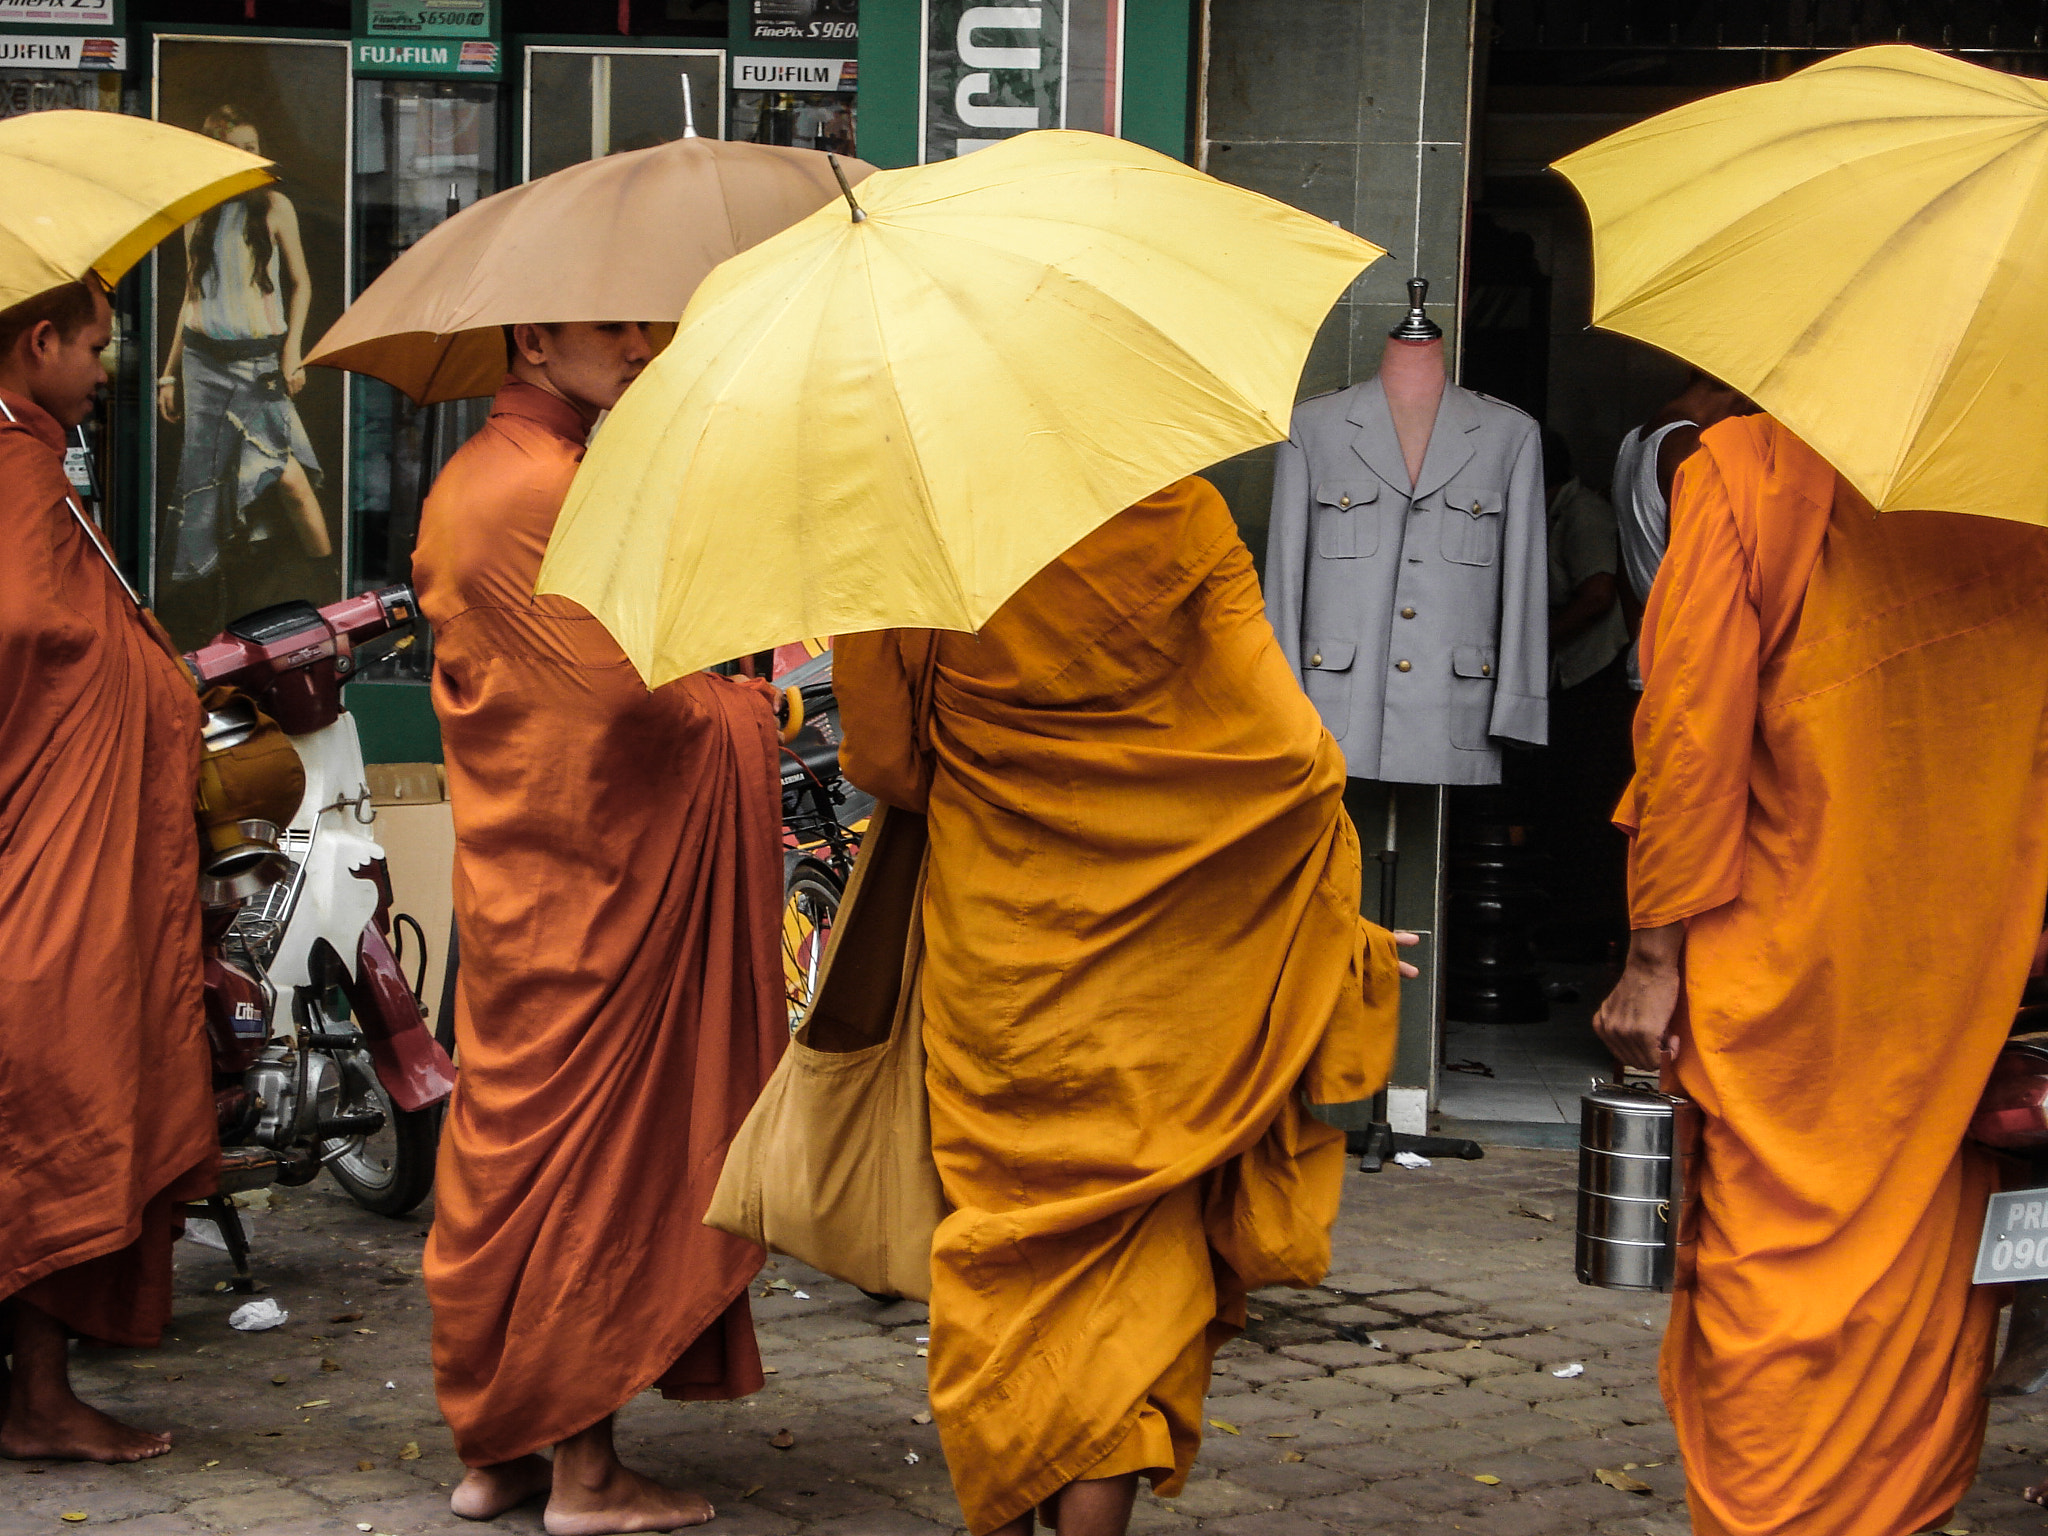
[0,387,215,1345]
[1620,416,2048,1536]
[835,476,1401,1536]
[414,379,786,1467]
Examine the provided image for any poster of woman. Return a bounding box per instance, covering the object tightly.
[153,38,348,647]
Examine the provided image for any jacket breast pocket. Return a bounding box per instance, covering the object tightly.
[1440,484,1503,567]
[1449,645,1496,751]
[1301,639,1355,740]
[1314,481,1379,559]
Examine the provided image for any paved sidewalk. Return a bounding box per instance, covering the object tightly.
[6,1146,2045,1535]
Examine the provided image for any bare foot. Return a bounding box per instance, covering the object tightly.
[2026,1480,2048,1507]
[0,1398,172,1464]
[544,1464,713,1535]
[452,1455,553,1520]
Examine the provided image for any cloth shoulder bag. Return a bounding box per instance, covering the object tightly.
[704,800,949,1301]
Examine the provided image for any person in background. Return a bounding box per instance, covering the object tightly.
[836,475,1409,1536]
[1532,428,1632,957]
[1610,372,1750,686]
[158,103,329,586]
[0,280,216,1462]
[1595,414,2048,1536]
[412,320,788,1533]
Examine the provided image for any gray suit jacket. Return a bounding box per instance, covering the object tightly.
[1264,379,1548,785]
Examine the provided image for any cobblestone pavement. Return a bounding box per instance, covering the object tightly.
[8,1146,2047,1535]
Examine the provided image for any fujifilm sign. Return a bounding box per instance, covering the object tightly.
[733,57,855,91]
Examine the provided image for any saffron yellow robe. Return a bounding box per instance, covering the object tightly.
[1620,416,2048,1536]
[836,476,1400,1536]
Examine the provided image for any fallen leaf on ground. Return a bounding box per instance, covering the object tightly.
[912,1410,932,1425]
[357,1524,374,1531]
[330,1312,363,1323]
[298,1400,330,1409]
[59,1513,87,1523]
[1207,1419,1241,1435]
[398,1442,420,1461]
[1512,1203,1555,1222]
[761,1366,778,1375]
[740,1486,762,1499]
[1938,1527,1970,1534]
[767,1279,795,1292]
[915,1348,928,1357]
[1595,1468,1652,1493]
[200,1461,219,1470]
[354,1328,377,1336]
[271,1375,288,1386]
[1472,1474,1501,1485]
[1265,1432,1297,1440]
[770,1429,795,1450]
[1280,1451,1306,1463]
[1247,1311,1264,1322]
[321,1358,340,1372]
[357,1461,375,1472]
[162,1374,183,1382]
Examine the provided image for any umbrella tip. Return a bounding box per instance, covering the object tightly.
[829,155,867,223]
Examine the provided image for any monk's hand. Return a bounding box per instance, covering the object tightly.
[1394,929,1421,980]
[1592,922,1685,1073]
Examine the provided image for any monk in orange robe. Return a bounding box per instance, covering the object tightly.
[413,322,786,1534]
[1594,416,2048,1536]
[836,476,1405,1536]
[1,281,217,1463]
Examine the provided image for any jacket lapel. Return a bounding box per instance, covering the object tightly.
[1344,378,1418,497]
[1410,385,1482,502]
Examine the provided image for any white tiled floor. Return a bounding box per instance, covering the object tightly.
[1436,963,1617,1130]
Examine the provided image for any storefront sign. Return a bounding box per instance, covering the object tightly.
[733,56,855,92]
[364,0,490,37]
[923,1,1063,162]
[351,37,500,78]
[0,0,118,27]
[0,32,121,66]
[749,0,857,44]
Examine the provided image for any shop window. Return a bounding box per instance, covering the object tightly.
[524,47,725,178]
[150,36,351,652]
[350,79,501,684]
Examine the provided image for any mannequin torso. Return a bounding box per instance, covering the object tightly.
[1380,335,1445,488]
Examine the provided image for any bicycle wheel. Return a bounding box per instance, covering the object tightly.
[782,856,843,1033]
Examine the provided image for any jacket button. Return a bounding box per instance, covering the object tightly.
[1339,495,1351,508]
[1482,664,1492,676]
[1395,659,1412,673]
[1310,652,1323,667]
[1471,500,1483,514]
[1401,606,1416,619]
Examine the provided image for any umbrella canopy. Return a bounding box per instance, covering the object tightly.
[305,137,878,404]
[538,129,1384,687]
[1553,45,2048,524]
[0,110,273,311]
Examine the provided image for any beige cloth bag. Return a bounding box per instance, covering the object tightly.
[704,803,949,1301]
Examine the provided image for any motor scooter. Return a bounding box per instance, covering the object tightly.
[182,585,456,1287]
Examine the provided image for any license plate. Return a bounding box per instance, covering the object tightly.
[1975,1185,2048,1283]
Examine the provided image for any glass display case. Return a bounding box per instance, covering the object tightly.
[524,46,725,177]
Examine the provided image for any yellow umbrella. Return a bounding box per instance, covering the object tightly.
[539,129,1384,686]
[0,109,273,311]
[306,138,877,405]
[1554,45,2048,524]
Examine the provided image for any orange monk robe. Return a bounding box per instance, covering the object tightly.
[836,476,1402,1536]
[414,379,787,1467]
[1619,416,2048,1536]
[0,387,215,1347]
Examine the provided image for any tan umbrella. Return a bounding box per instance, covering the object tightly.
[306,137,877,404]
